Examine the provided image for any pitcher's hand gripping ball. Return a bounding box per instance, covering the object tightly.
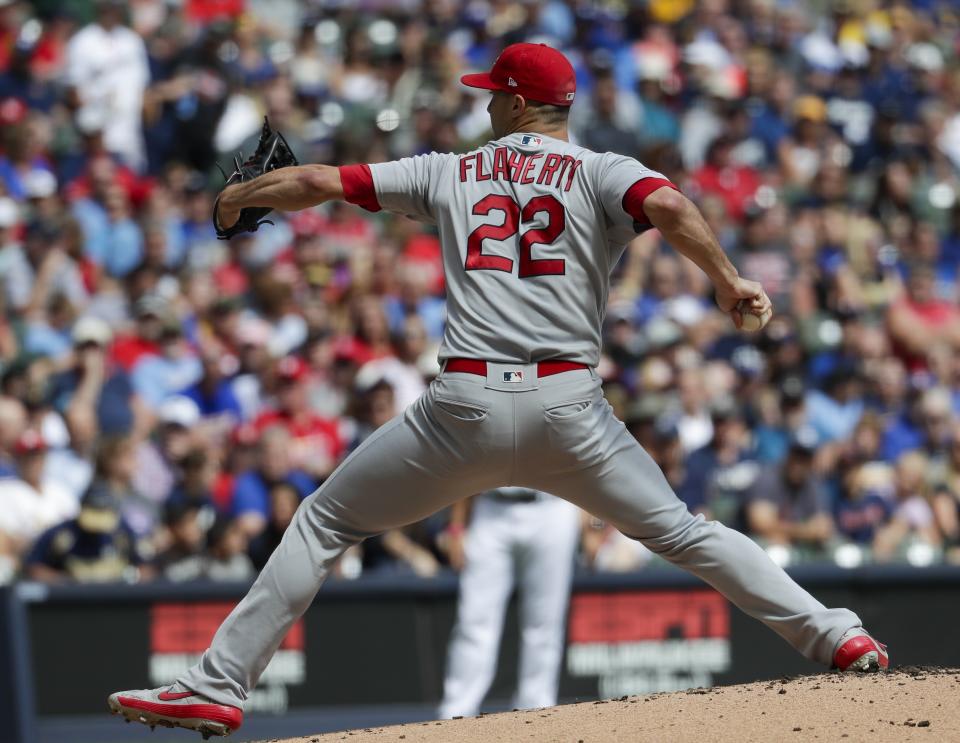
[737,297,773,331]
[213,116,298,239]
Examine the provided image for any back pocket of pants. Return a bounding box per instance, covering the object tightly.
[435,397,489,422]
[544,398,594,421]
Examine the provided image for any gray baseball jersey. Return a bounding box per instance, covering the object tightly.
[174,133,863,711]
[344,133,671,366]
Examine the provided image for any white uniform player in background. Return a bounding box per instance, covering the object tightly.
[439,488,580,718]
[110,43,889,738]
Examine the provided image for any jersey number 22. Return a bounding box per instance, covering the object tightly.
[465,194,566,278]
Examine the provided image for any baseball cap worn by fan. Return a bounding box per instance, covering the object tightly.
[13,429,47,457]
[78,481,121,534]
[461,43,576,106]
[159,395,201,429]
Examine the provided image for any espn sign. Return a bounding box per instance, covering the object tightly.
[149,602,305,713]
[566,590,731,697]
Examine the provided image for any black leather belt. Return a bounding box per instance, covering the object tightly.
[485,490,540,503]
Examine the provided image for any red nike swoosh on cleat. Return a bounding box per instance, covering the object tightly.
[157,690,195,701]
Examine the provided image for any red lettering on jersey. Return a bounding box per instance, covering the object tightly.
[538,153,561,186]
[475,152,491,181]
[520,153,543,184]
[564,158,583,191]
[507,151,525,182]
[491,147,510,181]
[459,155,473,183]
[554,155,573,187]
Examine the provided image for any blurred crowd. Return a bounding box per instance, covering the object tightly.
[1,0,960,584]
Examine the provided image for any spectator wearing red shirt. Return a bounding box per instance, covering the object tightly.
[253,356,344,481]
[691,135,761,222]
[887,262,960,374]
[109,295,169,371]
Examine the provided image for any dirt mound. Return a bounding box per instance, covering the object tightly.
[264,667,960,743]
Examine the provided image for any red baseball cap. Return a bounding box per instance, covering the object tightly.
[13,429,47,456]
[461,43,576,107]
[276,355,309,383]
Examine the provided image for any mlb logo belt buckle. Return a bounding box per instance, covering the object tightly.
[502,370,524,383]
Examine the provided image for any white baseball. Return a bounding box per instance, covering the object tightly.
[738,300,770,332]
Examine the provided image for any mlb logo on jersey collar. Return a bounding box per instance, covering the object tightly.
[503,370,524,383]
[520,134,543,147]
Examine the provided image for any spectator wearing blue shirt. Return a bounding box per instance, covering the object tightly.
[882,386,954,463]
[805,367,865,445]
[181,348,244,422]
[131,321,203,411]
[0,39,58,113]
[50,316,136,453]
[636,72,679,148]
[232,425,315,539]
[677,397,761,527]
[754,377,809,464]
[383,263,446,342]
[0,112,56,202]
[70,159,143,278]
[836,463,894,546]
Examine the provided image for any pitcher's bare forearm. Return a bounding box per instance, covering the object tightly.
[219,164,344,214]
[643,187,740,292]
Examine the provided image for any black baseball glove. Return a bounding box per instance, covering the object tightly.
[213,116,299,239]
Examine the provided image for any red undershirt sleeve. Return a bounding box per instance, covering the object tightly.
[338,164,381,213]
[622,177,680,225]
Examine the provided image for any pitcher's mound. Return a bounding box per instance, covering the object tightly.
[268,667,959,743]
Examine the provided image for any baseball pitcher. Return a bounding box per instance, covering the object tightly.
[109,43,887,738]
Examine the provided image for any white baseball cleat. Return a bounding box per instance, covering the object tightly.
[107,683,243,739]
[832,627,889,672]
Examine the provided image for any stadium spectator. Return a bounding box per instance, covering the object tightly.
[51,315,136,455]
[931,422,960,559]
[133,395,202,505]
[4,218,88,317]
[677,396,759,526]
[744,430,835,553]
[874,451,943,562]
[65,0,150,171]
[23,481,148,583]
[805,365,865,445]
[253,356,343,480]
[836,462,895,547]
[168,447,218,509]
[92,433,156,538]
[753,376,807,464]
[0,430,77,567]
[882,386,954,463]
[203,516,255,582]
[155,500,209,582]
[231,425,315,538]
[574,68,641,159]
[887,262,960,374]
[248,481,300,570]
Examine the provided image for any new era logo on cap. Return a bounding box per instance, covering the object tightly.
[508,77,518,87]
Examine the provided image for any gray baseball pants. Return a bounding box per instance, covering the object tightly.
[179,364,860,707]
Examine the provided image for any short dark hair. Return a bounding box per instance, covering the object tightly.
[526,99,570,127]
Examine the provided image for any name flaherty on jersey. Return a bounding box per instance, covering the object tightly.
[459,146,582,192]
